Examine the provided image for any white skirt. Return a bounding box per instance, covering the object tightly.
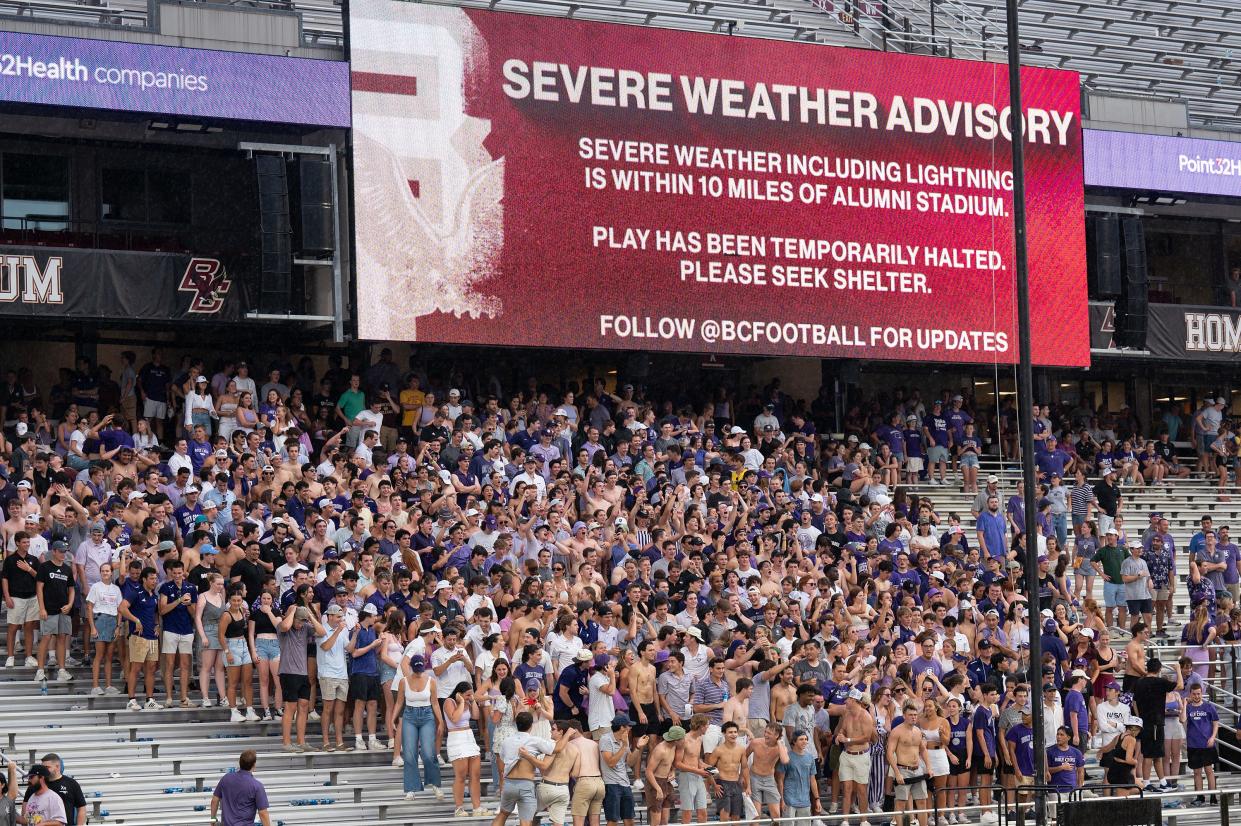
[447,728,481,761]
[927,748,951,777]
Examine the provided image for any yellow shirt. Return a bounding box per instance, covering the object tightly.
[399,389,426,427]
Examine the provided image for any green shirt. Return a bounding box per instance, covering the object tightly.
[337,388,366,422]
[1095,544,1125,581]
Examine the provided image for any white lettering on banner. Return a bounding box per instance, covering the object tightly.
[1178,154,1241,178]
[0,255,64,304]
[0,52,208,91]
[501,60,1076,146]
[0,53,87,81]
[1185,312,1241,353]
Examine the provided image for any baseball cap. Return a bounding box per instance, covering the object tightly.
[1080,628,1095,639]
[89,522,104,533]
[293,606,311,621]
[128,491,146,502]
[612,714,633,728]
[729,426,745,435]
[214,449,228,459]
[1124,715,1144,727]
[201,544,217,555]
[1106,527,1120,536]
[15,480,32,490]
[435,580,452,592]
[592,652,611,669]
[987,474,1000,484]
[325,604,343,616]
[572,521,587,533]
[574,649,593,663]
[858,442,872,450]
[524,677,542,691]
[26,765,50,780]
[361,603,379,616]
[23,513,39,524]
[409,655,427,673]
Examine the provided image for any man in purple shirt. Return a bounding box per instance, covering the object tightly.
[909,633,944,683]
[211,750,271,826]
[1185,683,1219,805]
[1217,525,1240,604]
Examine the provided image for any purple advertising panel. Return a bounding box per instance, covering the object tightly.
[1084,128,1241,198]
[0,31,350,127]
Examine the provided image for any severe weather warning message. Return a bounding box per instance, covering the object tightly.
[349,0,1088,365]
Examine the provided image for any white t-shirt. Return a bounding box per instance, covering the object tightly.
[681,643,711,681]
[275,563,307,595]
[431,645,473,698]
[1097,700,1129,738]
[87,581,123,615]
[588,670,615,731]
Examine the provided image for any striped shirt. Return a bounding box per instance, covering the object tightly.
[690,675,728,725]
[1069,484,1094,519]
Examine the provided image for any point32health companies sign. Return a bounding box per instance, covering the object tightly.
[0,31,350,126]
[349,0,1088,366]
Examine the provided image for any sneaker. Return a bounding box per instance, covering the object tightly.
[393,756,405,767]
[294,743,309,753]
[245,708,260,722]
[126,698,141,711]
[90,686,104,696]
[356,736,367,751]
[404,791,418,801]
[308,710,321,722]
[144,698,160,711]
[34,668,45,682]
[230,708,245,723]
[105,686,120,696]
[632,779,644,792]
[472,808,492,817]
[180,697,192,709]
[455,807,472,818]
[841,819,851,826]
[64,655,82,667]
[829,803,839,815]
[429,786,445,802]
[3,656,13,668]
[259,708,272,722]
[56,669,72,682]
[272,707,283,719]
[1157,780,1170,790]
[860,821,872,826]
[202,698,214,708]
[219,697,230,708]
[980,813,999,825]
[338,741,354,752]
[24,656,37,668]
[282,743,298,753]
[368,736,383,751]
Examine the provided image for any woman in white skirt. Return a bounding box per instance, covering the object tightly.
[918,699,953,825]
[443,680,489,817]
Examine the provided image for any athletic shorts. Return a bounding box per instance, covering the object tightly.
[128,636,159,663]
[1140,721,1165,758]
[927,446,949,463]
[41,614,71,635]
[838,751,871,784]
[143,399,168,420]
[1188,747,1218,770]
[892,765,928,801]
[906,457,924,473]
[949,751,971,776]
[349,673,381,703]
[604,783,636,822]
[751,773,780,805]
[1127,599,1153,616]
[319,676,348,702]
[8,596,39,625]
[162,631,194,655]
[635,703,660,737]
[677,771,709,811]
[500,778,539,822]
[280,673,311,702]
[1153,588,1170,602]
[716,779,744,818]
[92,613,118,643]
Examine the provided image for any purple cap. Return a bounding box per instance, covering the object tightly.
[409,655,426,673]
[1043,618,1057,633]
[524,677,542,691]
[593,652,611,669]
[654,650,670,664]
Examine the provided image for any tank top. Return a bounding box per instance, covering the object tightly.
[223,609,248,638]
[404,676,432,708]
[201,595,225,629]
[921,725,943,747]
[385,638,403,667]
[948,716,970,755]
[447,698,472,729]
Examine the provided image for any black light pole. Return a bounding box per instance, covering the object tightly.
[1003,0,1047,816]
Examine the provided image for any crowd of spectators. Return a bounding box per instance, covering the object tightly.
[0,347,1233,826]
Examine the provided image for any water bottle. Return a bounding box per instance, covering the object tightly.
[39,675,47,696]
[722,686,729,703]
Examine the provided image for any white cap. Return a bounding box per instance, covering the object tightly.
[931,571,945,581]
[1124,715,1144,727]
[684,627,703,641]
[730,426,745,435]
[858,442,872,450]
[435,580,452,592]
[128,491,146,502]
[448,388,460,397]
[987,474,1000,484]
[1127,539,1143,549]
[810,493,825,503]
[1080,627,1095,639]
[1106,527,1120,536]
[184,485,200,494]
[23,513,39,524]
[465,508,481,518]
[1040,609,1054,618]
[15,422,27,436]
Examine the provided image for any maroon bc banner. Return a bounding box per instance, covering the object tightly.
[349,0,1089,366]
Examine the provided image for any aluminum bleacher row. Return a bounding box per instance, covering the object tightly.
[2,456,1241,824]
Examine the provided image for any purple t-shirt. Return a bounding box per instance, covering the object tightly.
[1046,745,1084,788]
[1063,689,1089,737]
[910,656,944,682]
[1006,723,1035,777]
[1186,700,1219,749]
[972,705,996,755]
[213,769,270,826]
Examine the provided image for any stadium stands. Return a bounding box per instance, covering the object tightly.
[3,455,1240,825]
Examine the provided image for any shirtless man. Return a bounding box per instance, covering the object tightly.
[888,701,931,826]
[568,719,605,826]
[675,714,718,824]
[645,725,682,826]
[721,678,752,746]
[835,689,878,826]
[746,722,789,822]
[705,721,749,822]
[630,640,660,777]
[527,720,579,826]
[770,666,798,728]
[1122,622,1150,693]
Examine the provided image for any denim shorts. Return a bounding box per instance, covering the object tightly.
[1103,581,1126,608]
[254,637,281,662]
[93,613,118,643]
[960,454,980,468]
[226,637,252,666]
[379,662,398,685]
